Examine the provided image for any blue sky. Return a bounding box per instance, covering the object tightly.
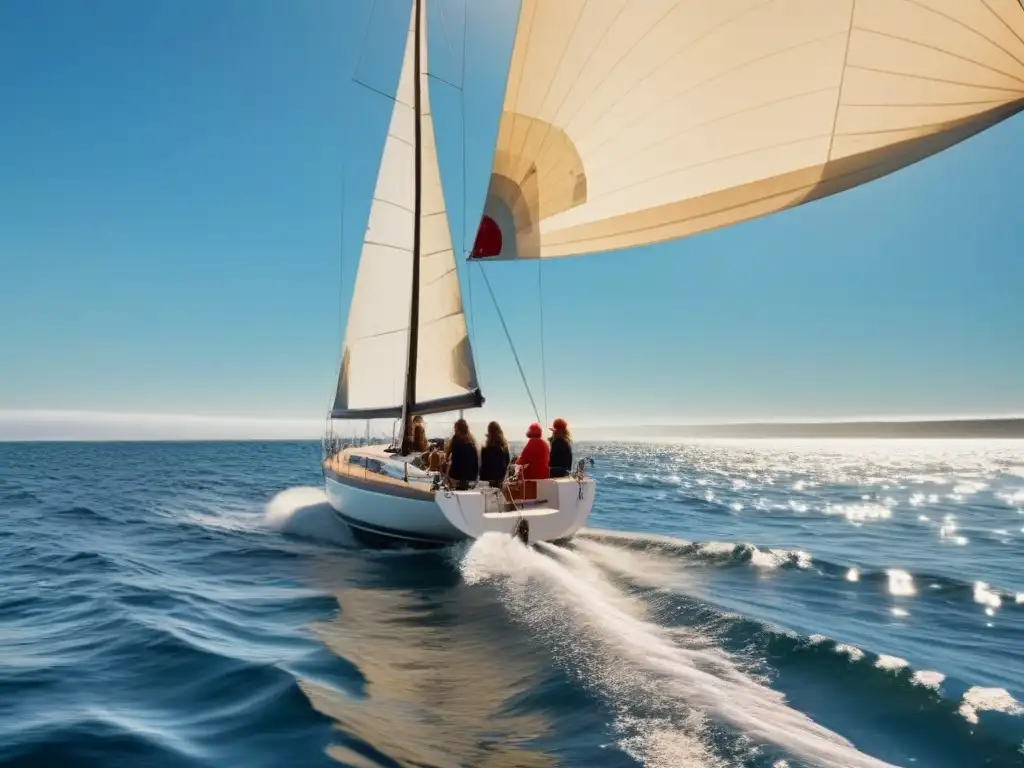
[1,0,1022,439]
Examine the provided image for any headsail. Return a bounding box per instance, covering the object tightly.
[472,0,1024,260]
[332,0,481,421]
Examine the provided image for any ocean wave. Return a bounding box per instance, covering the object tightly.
[1,602,344,768]
[570,535,1024,745]
[578,529,1024,613]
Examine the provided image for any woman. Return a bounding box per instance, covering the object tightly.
[515,422,550,480]
[548,417,573,478]
[426,444,444,473]
[445,418,479,491]
[479,421,510,488]
[412,415,428,452]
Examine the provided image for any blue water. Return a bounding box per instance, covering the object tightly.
[2,440,1024,767]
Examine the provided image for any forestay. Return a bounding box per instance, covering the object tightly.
[472,0,1024,260]
[333,0,481,420]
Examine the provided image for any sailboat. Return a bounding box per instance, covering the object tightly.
[323,0,1024,547]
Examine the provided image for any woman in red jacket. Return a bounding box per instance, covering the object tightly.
[515,423,550,480]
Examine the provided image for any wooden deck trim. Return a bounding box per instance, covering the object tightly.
[322,453,436,502]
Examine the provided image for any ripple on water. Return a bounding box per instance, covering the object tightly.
[4,440,1024,767]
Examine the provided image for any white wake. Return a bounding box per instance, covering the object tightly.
[460,533,897,768]
[264,486,355,546]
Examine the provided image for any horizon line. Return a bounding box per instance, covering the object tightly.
[2,408,1023,442]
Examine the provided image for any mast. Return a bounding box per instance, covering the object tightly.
[399,0,423,456]
[331,0,482,429]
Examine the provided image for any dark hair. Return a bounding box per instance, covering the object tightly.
[486,421,508,451]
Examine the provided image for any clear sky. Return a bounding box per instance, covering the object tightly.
[1,0,1022,440]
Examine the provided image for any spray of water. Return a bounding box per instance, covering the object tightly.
[264,487,355,546]
[461,533,898,768]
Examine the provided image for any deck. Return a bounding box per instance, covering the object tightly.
[322,447,436,501]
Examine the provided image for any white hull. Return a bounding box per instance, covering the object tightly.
[322,445,595,546]
[324,472,464,545]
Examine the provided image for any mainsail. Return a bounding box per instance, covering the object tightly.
[472,0,1024,260]
[332,0,482,422]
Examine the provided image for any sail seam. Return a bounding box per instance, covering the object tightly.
[532,0,802,191]
[581,85,840,198]
[545,102,1024,250]
[505,0,540,171]
[418,308,464,326]
[372,197,415,214]
[553,0,776,164]
[386,133,414,148]
[526,0,635,179]
[420,247,452,259]
[846,63,1024,92]
[981,0,1024,53]
[350,327,409,342]
[511,0,589,186]
[857,28,1024,87]
[900,0,1024,70]
[364,240,412,252]
[578,30,848,170]
[841,96,1016,108]
[530,0,712,174]
[827,0,857,162]
[424,266,456,286]
[548,108,1008,221]
[581,133,831,205]
[578,76,1023,205]
[834,107,1023,135]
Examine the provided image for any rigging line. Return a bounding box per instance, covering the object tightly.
[434,0,460,79]
[352,77,406,104]
[426,72,462,90]
[478,263,541,424]
[459,0,478,375]
[538,258,548,427]
[459,0,468,260]
[467,251,478,373]
[350,0,382,98]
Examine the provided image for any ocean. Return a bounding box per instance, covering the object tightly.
[2,439,1023,767]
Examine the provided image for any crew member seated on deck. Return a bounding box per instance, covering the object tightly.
[426,444,444,473]
[412,415,428,453]
[516,423,550,480]
[445,419,479,491]
[548,418,573,478]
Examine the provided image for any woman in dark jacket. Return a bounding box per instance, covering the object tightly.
[548,418,573,478]
[479,421,510,488]
[445,419,479,490]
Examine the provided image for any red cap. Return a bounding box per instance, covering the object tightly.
[550,418,567,431]
[526,423,542,438]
